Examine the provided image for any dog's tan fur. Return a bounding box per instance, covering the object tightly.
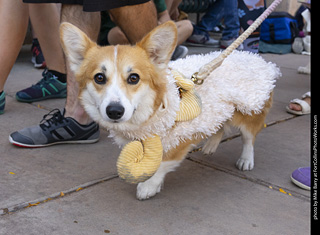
[230,92,273,144]
[163,93,272,162]
[60,21,273,200]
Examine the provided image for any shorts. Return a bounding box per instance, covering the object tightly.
[22,0,150,12]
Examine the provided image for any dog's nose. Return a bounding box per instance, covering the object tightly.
[106,103,125,120]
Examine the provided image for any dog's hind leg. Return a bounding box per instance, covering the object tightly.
[136,136,202,200]
[233,94,273,171]
[202,129,224,155]
[236,125,255,171]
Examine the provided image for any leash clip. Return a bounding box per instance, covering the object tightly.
[191,72,204,85]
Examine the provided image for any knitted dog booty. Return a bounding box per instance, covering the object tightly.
[117,135,163,184]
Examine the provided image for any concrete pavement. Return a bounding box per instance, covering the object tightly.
[0,44,311,234]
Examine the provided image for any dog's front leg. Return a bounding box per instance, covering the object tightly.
[136,136,203,200]
[137,160,181,200]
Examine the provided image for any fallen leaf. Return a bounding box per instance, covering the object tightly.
[43,198,52,202]
[26,202,40,208]
[279,188,287,194]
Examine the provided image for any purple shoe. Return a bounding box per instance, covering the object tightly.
[291,167,311,190]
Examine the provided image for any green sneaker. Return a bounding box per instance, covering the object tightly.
[16,70,67,103]
[0,91,5,115]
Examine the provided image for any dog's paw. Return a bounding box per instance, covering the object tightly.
[202,141,219,155]
[136,180,162,200]
[202,132,223,155]
[236,158,254,171]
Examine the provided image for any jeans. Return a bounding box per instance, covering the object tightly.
[194,0,240,40]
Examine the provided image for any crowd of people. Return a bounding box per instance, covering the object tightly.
[0,0,311,191]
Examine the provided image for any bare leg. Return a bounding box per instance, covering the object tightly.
[109,1,157,44]
[165,0,182,20]
[107,26,129,45]
[61,5,100,124]
[175,20,193,45]
[0,0,29,91]
[108,15,192,46]
[29,3,66,74]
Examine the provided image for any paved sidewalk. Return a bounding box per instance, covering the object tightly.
[0,45,311,234]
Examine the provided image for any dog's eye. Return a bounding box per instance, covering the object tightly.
[94,73,107,84]
[127,73,140,85]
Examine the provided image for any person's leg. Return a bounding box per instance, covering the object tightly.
[221,0,240,40]
[28,3,66,74]
[193,0,223,36]
[175,20,193,45]
[108,1,157,44]
[61,4,101,124]
[219,0,243,49]
[109,9,178,46]
[165,0,182,20]
[186,0,221,46]
[0,0,29,92]
[107,26,130,45]
[170,20,193,60]
[9,4,101,147]
[15,3,68,103]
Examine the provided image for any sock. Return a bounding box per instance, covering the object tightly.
[48,70,67,83]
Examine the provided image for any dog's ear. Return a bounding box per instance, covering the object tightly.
[137,21,177,69]
[60,22,95,73]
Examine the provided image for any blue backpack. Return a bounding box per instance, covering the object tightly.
[260,12,299,44]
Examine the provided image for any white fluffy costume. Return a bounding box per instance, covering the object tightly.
[164,50,281,151]
[112,51,281,151]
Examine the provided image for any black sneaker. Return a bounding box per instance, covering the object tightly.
[9,109,99,148]
[171,45,188,61]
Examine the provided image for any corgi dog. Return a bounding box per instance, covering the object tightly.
[60,21,279,200]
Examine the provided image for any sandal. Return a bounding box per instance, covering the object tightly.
[286,91,311,115]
